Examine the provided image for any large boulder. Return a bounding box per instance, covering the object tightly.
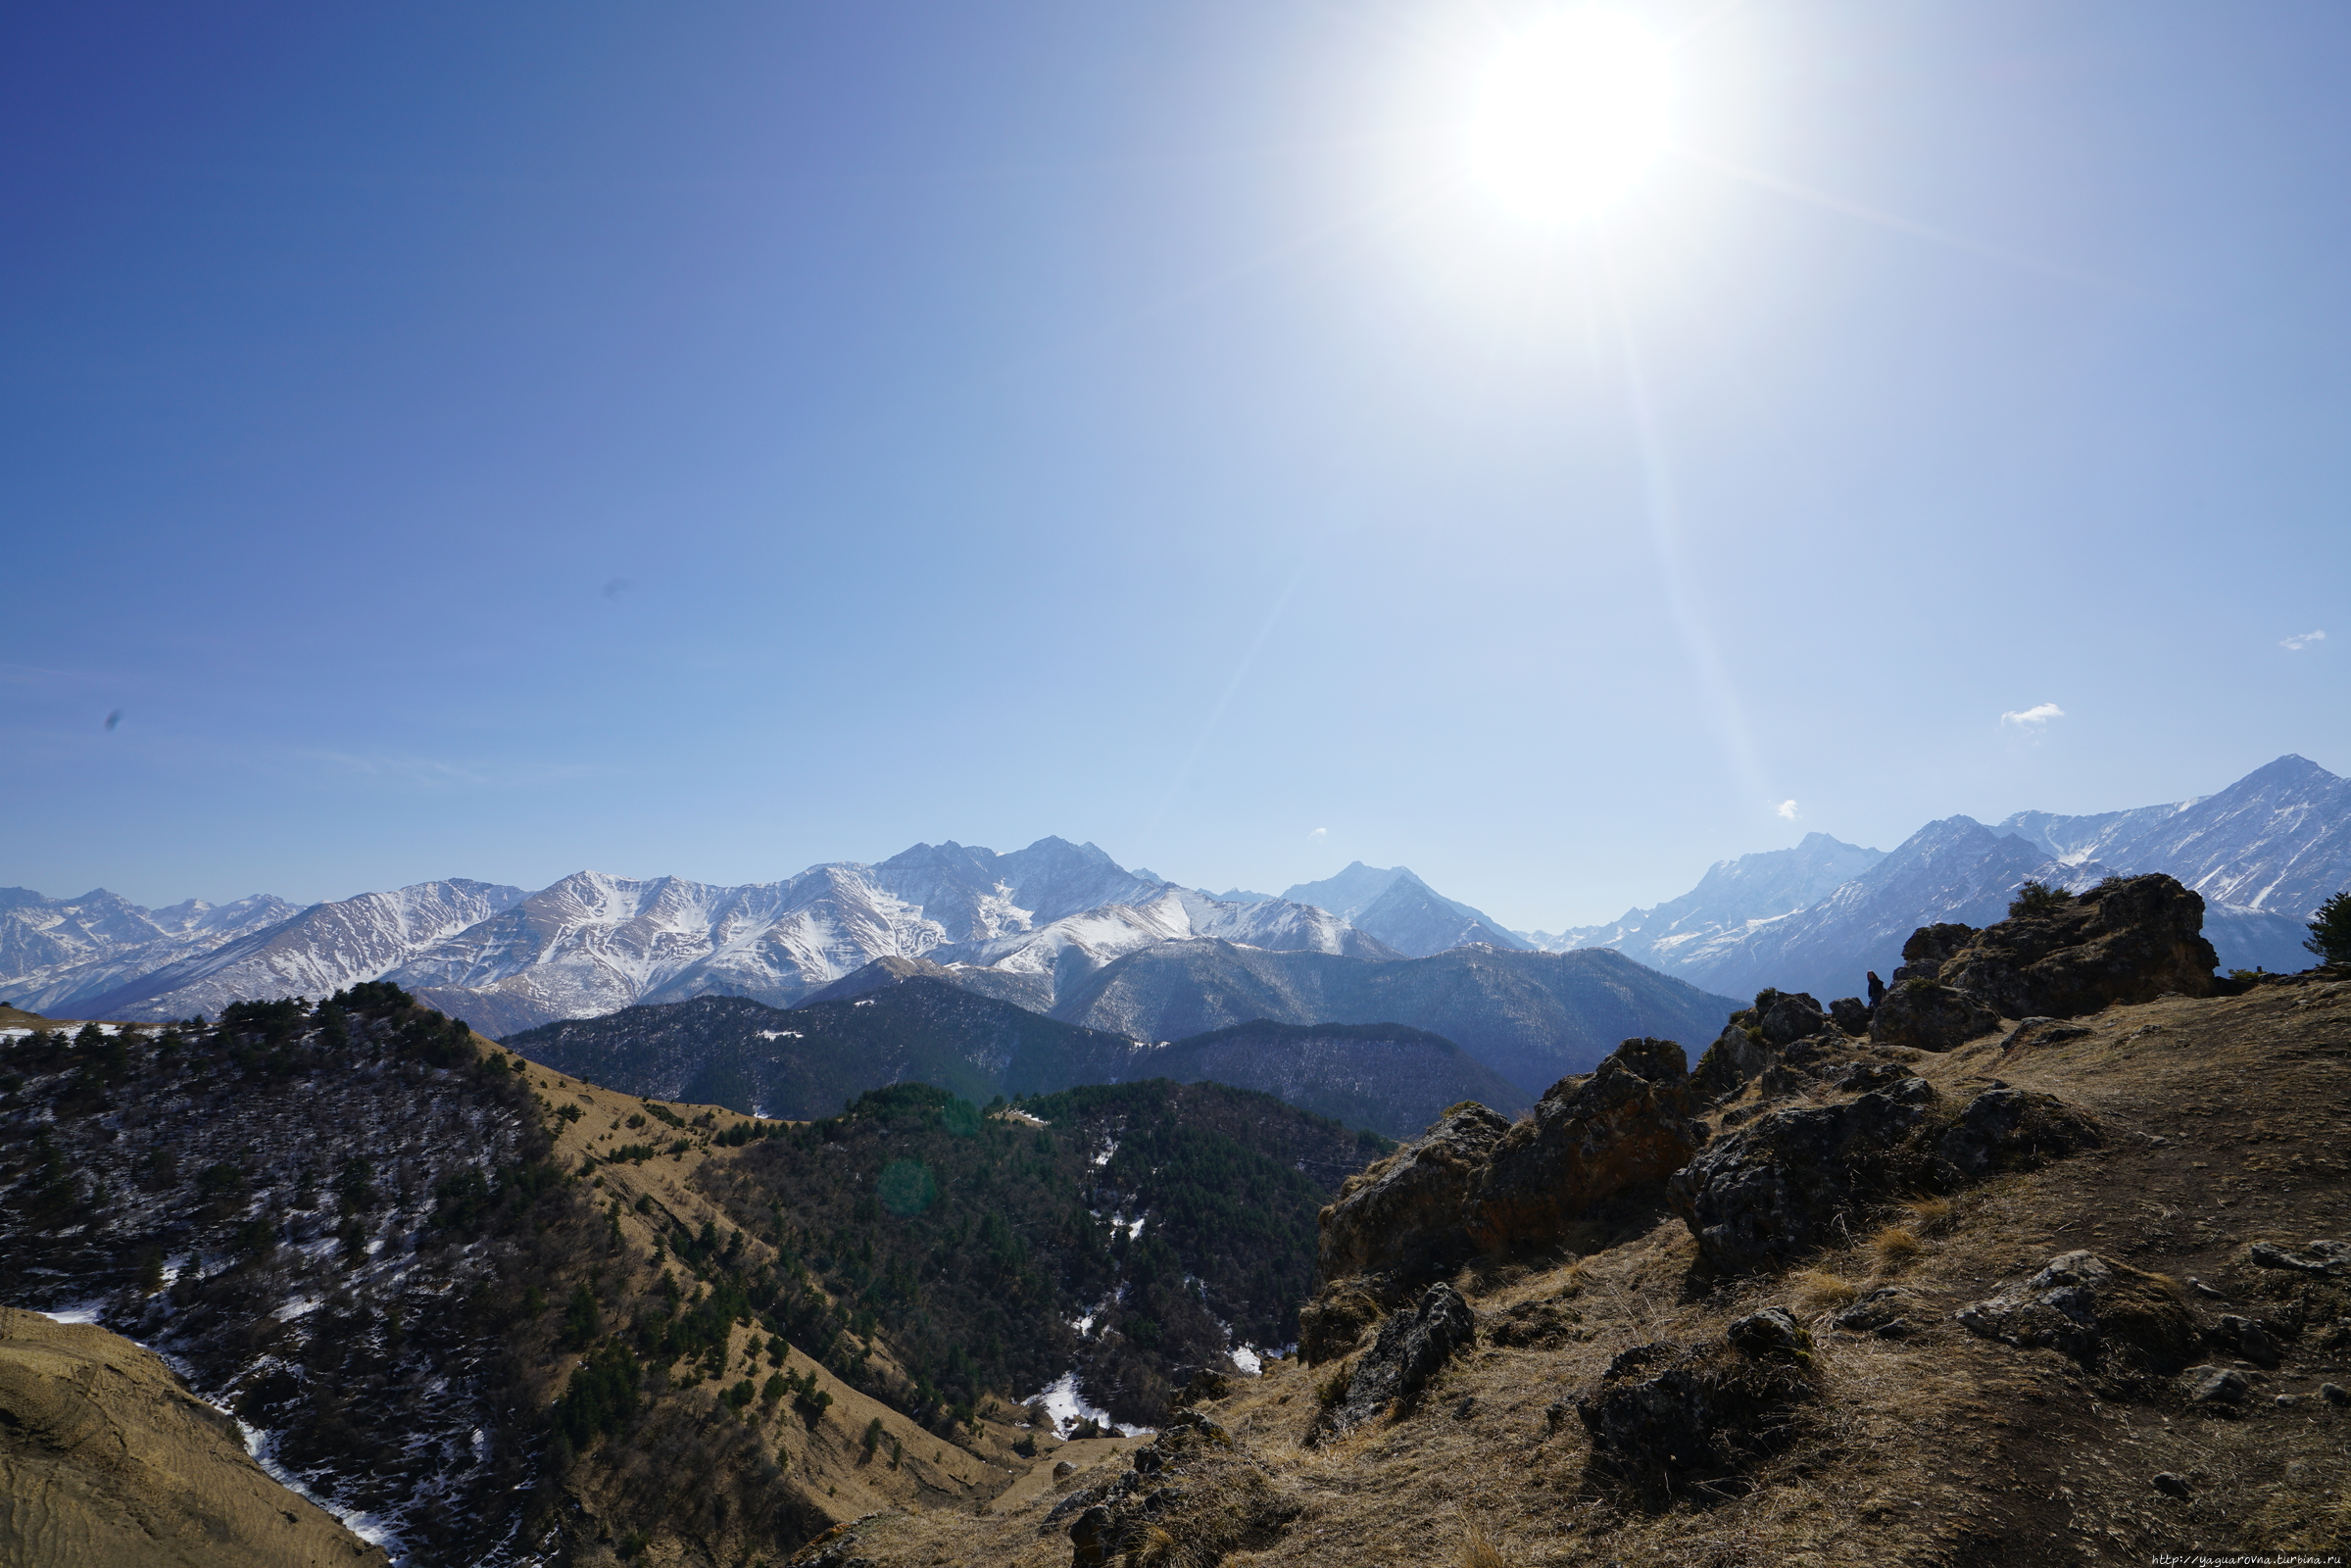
[1921,1086,2101,1186]
[1462,1038,1708,1252]
[1690,1023,1775,1102]
[1059,1410,1297,1568]
[1575,1315,1816,1495]
[1954,1250,2200,1373]
[1312,1101,1509,1289]
[1316,1283,1477,1439]
[1891,923,1979,985]
[1869,979,2000,1052]
[1666,1079,1938,1274]
[1668,1080,2101,1274]
[1937,873,2219,1019]
[1757,993,1829,1047]
[1301,1101,1507,1361]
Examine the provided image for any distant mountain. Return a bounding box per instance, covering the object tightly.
[502,976,1527,1137]
[69,879,530,1023]
[1280,862,1527,956]
[15,838,1398,1036]
[0,887,305,1014]
[1520,832,1886,970]
[1995,754,2351,923]
[1045,940,1739,1097]
[1539,756,2347,1003]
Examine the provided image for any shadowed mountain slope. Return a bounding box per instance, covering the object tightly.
[1048,941,1741,1097]
[501,977,1529,1136]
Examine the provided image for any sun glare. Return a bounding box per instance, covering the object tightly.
[1467,10,1674,222]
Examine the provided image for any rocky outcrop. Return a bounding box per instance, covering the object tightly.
[1690,1023,1775,1102]
[1574,1311,1816,1496]
[1057,1410,1297,1568]
[1954,1251,2200,1373]
[1668,1079,1939,1274]
[1868,980,1999,1052]
[1301,1102,1506,1360]
[2246,1239,2349,1278]
[1461,1038,1708,1251]
[1936,874,2219,1017]
[1920,1086,2102,1186]
[1892,923,1980,985]
[1314,1102,1510,1288]
[1316,1284,1477,1439]
[1668,1081,2100,1274]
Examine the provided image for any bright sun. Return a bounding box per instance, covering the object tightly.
[1466,10,1674,221]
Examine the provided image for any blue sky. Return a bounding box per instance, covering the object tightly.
[4,1,2346,930]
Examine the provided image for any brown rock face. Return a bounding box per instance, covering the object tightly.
[1311,1101,1510,1291]
[1462,1038,1708,1252]
[1937,873,2219,1018]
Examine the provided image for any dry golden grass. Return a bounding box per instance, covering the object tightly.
[1789,1268,1861,1313]
[1903,1196,1955,1235]
[1867,1224,1924,1269]
[1459,1514,1512,1568]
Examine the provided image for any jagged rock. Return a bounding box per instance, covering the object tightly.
[1312,1102,1510,1291]
[1832,1287,1917,1338]
[2207,1315,2283,1368]
[1869,980,1999,1053]
[1298,1277,1393,1365]
[1826,1060,1909,1094]
[1725,1307,1812,1362]
[1953,1251,2200,1372]
[1937,873,2219,1017]
[1317,1283,1476,1439]
[1690,1023,1774,1102]
[1666,1080,1938,1274]
[1671,1081,2097,1274]
[2247,1239,2350,1277]
[1462,1038,1708,1252]
[1920,1087,2102,1186]
[1828,997,1871,1035]
[1063,1411,1296,1567]
[1574,1330,1815,1494]
[1891,923,1980,985]
[2181,1365,2250,1405]
[1759,994,1829,1047]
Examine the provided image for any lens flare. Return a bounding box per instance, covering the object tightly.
[1466,10,1674,221]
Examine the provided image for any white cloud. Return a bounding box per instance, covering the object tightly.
[1999,703,2066,728]
[1776,800,1798,820]
[1309,826,1328,838]
[2281,629,2327,651]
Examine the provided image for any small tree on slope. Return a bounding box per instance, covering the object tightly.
[2307,890,2351,967]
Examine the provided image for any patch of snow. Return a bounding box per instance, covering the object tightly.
[1027,1370,1151,1439]
[1230,1346,1262,1376]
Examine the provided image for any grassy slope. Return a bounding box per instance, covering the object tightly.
[805,976,2351,1567]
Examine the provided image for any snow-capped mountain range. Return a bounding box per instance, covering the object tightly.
[2,840,1396,1037]
[6,754,2344,1037]
[1526,754,2348,1001]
